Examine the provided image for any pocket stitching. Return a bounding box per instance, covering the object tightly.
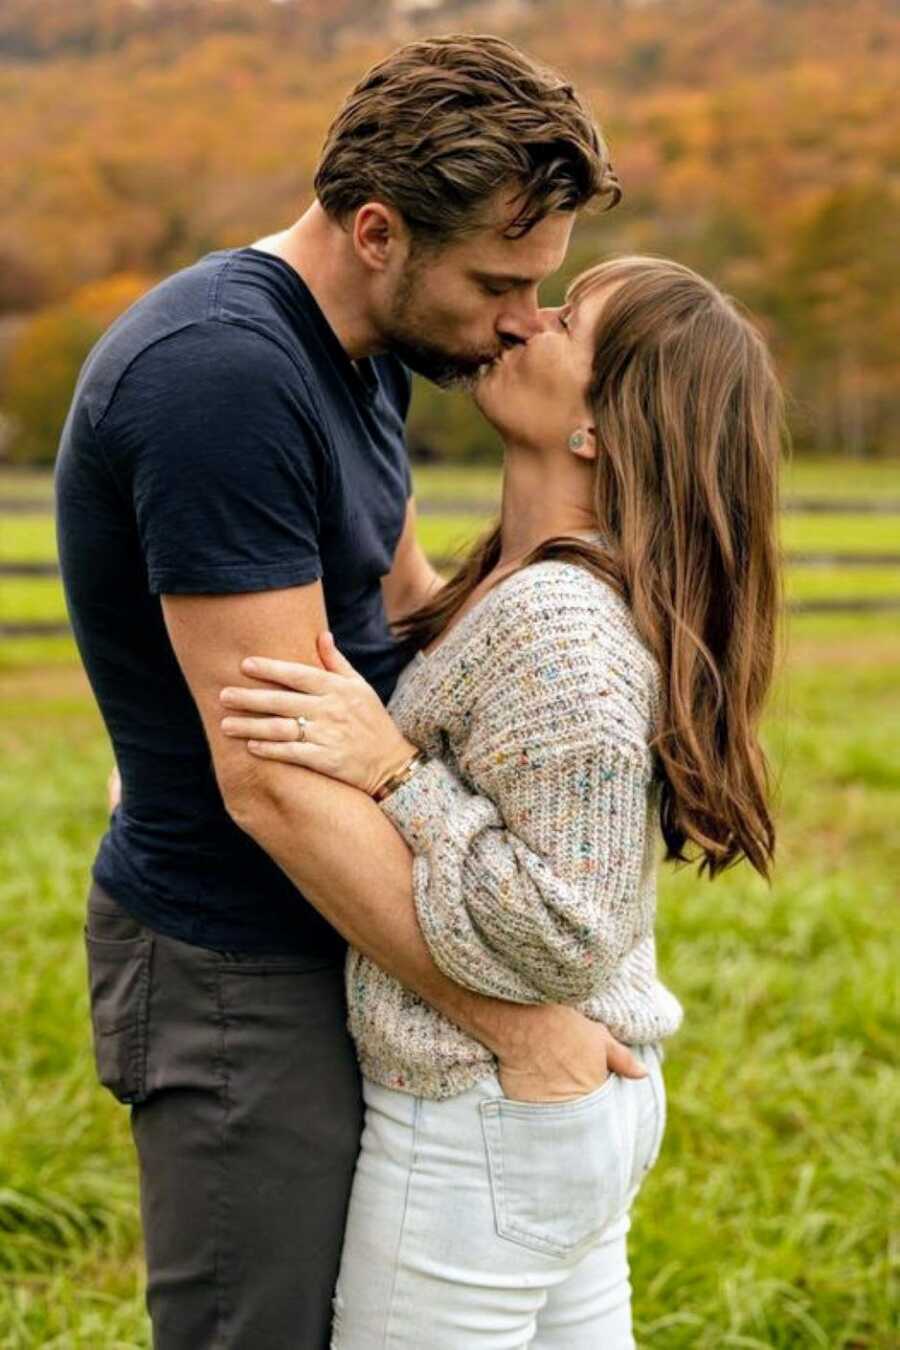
[85,933,151,1033]
[480,1087,622,1259]
[492,1070,617,1116]
[84,931,153,1102]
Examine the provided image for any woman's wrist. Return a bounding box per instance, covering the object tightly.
[372,742,427,803]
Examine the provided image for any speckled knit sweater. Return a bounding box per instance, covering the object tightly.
[346,554,685,1100]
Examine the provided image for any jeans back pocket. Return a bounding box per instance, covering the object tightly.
[479,1074,626,1260]
[84,894,154,1105]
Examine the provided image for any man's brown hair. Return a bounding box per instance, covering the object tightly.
[314,33,620,246]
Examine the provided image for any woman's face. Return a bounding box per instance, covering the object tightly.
[473,282,613,456]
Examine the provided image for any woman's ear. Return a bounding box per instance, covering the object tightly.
[567,426,598,460]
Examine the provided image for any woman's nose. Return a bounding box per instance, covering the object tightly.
[538,305,567,331]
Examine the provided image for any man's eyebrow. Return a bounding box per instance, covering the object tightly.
[472,271,540,287]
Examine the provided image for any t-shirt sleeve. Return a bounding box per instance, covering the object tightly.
[100,321,331,596]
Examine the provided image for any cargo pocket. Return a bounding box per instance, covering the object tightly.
[84,917,153,1106]
[479,1072,626,1260]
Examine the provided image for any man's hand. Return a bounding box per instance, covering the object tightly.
[493,1003,648,1103]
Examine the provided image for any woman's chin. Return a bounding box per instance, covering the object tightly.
[471,354,506,413]
[471,373,500,422]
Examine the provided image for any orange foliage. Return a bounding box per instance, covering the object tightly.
[0,0,896,456]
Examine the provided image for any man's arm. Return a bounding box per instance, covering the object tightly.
[160,581,524,1057]
[381,496,446,624]
[160,581,649,1098]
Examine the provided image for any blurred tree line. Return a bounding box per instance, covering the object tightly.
[0,0,896,465]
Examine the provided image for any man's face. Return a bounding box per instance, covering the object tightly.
[375,192,576,389]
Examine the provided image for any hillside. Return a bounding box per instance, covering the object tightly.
[0,0,897,456]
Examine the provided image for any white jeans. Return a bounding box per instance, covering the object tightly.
[330,1041,666,1349]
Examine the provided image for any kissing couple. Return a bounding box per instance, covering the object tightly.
[57,31,783,1350]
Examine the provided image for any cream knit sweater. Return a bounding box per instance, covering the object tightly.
[346,555,684,1100]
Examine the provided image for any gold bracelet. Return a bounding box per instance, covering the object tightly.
[372,749,429,803]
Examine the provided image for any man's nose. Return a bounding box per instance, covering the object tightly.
[497,299,547,344]
[499,307,565,348]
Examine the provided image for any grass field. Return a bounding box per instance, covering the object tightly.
[1,461,898,1346]
[3,511,900,564]
[1,460,899,660]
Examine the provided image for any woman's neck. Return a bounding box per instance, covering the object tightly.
[496,447,599,566]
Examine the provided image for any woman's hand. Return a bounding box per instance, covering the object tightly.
[219,632,419,797]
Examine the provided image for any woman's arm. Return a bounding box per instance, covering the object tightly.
[379,734,652,1005]
[221,567,658,1006]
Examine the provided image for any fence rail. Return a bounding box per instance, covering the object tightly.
[3,495,898,634]
[5,495,900,518]
[4,551,900,581]
[4,597,900,640]
[412,498,900,518]
[4,588,900,643]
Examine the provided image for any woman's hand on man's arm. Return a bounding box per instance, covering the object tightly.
[219,632,419,798]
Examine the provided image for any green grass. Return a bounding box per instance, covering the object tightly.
[410,458,900,507]
[0,673,149,1345]
[781,515,900,553]
[1,604,898,1345]
[0,579,70,623]
[7,513,900,564]
[411,464,502,505]
[9,457,899,512]
[782,457,900,500]
[786,567,900,602]
[0,471,54,504]
[0,519,58,563]
[0,637,79,672]
[2,456,899,699]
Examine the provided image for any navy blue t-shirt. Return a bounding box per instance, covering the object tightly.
[55,246,416,955]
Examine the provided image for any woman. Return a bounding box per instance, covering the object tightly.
[217,255,784,1346]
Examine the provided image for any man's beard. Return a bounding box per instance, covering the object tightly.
[385,332,493,391]
[381,267,499,391]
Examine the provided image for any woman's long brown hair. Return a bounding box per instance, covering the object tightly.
[394,256,786,880]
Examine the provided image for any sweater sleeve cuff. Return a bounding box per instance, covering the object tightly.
[377,755,472,854]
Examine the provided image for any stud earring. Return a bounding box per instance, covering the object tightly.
[568,430,587,451]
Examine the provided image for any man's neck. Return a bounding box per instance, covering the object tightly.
[249,204,380,360]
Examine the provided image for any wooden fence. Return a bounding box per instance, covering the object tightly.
[2,497,899,635]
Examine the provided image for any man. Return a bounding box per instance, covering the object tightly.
[56,32,640,1349]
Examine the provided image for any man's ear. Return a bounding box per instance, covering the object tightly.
[352,202,408,274]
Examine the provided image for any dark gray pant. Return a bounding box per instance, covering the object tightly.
[84,881,364,1349]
